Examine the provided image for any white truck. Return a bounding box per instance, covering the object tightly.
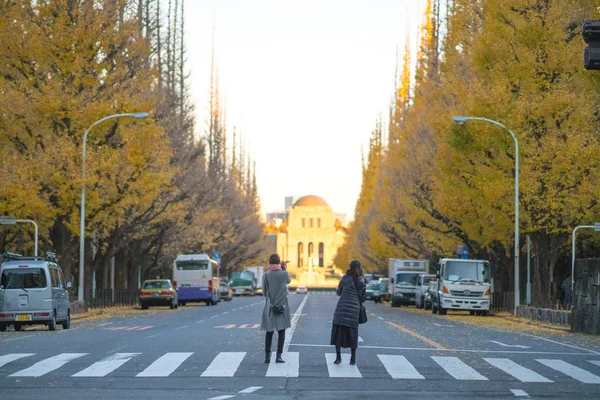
[388,259,429,307]
[432,258,492,316]
[243,266,265,295]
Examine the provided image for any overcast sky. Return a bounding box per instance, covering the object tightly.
[184,0,426,220]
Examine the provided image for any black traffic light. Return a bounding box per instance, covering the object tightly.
[583,20,600,70]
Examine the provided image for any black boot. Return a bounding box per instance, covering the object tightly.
[276,352,285,363]
[334,346,341,364]
[350,347,356,365]
[264,352,271,364]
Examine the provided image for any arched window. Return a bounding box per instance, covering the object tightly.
[319,243,324,267]
[298,242,304,267]
[308,242,314,257]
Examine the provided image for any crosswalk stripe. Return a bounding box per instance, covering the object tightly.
[0,353,35,369]
[537,359,600,384]
[484,358,552,383]
[378,355,424,380]
[326,354,362,378]
[431,356,488,381]
[72,353,140,377]
[589,360,600,368]
[266,352,299,377]
[9,353,88,377]
[136,352,193,377]
[201,352,245,377]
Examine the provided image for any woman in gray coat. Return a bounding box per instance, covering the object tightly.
[331,259,366,365]
[261,253,291,364]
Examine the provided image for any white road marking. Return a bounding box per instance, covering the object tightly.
[175,325,189,330]
[266,352,299,377]
[358,336,364,342]
[97,322,113,327]
[484,358,552,383]
[537,359,600,384]
[283,293,309,353]
[520,333,600,355]
[72,353,140,377]
[136,352,193,377]
[10,353,88,377]
[201,352,246,377]
[239,386,263,394]
[208,396,235,400]
[210,315,219,319]
[377,316,384,320]
[431,356,488,381]
[5,334,35,341]
[196,320,205,324]
[289,343,588,355]
[589,360,600,368]
[378,355,424,380]
[0,353,35,368]
[325,353,362,378]
[222,311,229,314]
[510,389,529,397]
[146,333,162,339]
[433,323,455,327]
[490,340,531,349]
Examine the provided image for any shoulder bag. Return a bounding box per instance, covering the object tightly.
[266,272,285,314]
[354,277,368,324]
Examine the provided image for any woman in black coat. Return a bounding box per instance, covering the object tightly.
[331,259,366,365]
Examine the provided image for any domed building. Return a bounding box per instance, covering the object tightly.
[275,195,346,286]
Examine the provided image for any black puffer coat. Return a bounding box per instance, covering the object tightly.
[332,274,366,328]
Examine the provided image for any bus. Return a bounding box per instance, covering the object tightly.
[173,254,220,306]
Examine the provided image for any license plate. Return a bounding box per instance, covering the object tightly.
[17,314,32,321]
[152,292,159,297]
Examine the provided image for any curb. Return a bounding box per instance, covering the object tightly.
[71,306,137,321]
[495,314,571,332]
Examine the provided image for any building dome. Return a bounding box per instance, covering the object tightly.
[293,195,330,208]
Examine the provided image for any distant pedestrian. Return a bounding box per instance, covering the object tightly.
[561,274,572,308]
[331,259,366,365]
[261,253,291,364]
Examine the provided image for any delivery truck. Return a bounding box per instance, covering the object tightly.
[388,259,429,307]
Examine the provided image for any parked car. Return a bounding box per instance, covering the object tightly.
[424,279,438,310]
[138,279,178,310]
[296,286,308,294]
[365,281,389,303]
[0,252,71,332]
[415,274,436,309]
[219,282,233,301]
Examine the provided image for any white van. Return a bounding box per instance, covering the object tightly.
[0,252,71,332]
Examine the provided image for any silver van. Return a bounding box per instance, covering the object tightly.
[0,252,71,332]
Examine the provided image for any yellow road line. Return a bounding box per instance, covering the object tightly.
[385,321,447,350]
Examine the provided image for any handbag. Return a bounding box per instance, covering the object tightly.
[266,272,285,314]
[354,278,368,324]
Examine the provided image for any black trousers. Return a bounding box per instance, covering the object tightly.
[265,329,285,354]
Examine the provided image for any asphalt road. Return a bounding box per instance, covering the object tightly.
[1,293,600,399]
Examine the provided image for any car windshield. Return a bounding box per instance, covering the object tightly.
[176,260,208,270]
[1,268,47,289]
[396,273,420,286]
[143,281,171,289]
[232,272,254,281]
[444,261,490,283]
[367,283,384,291]
[422,276,434,285]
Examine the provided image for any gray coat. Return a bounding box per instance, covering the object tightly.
[260,269,291,332]
[332,274,366,328]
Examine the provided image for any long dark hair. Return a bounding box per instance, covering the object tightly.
[346,259,363,278]
[269,253,281,264]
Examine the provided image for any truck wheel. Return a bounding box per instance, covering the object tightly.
[481,310,489,316]
[0,323,6,332]
[470,311,476,316]
[438,306,447,315]
[432,303,438,314]
[14,323,22,332]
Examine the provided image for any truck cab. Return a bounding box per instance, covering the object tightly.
[388,259,428,307]
[433,258,491,316]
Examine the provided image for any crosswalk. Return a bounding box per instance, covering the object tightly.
[1,351,600,383]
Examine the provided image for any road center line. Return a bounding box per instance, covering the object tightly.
[196,320,205,324]
[385,321,446,350]
[146,333,163,339]
[239,386,263,394]
[289,343,588,354]
[5,334,36,341]
[283,293,309,353]
[175,325,189,330]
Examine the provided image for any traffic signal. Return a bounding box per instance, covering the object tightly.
[583,20,600,70]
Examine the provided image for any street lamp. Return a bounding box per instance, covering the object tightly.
[79,112,149,302]
[453,116,520,314]
[0,216,39,256]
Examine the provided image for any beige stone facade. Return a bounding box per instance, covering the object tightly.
[275,195,346,287]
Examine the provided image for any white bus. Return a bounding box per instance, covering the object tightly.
[173,254,220,306]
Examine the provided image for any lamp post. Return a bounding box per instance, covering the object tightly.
[453,116,520,314]
[79,112,149,302]
[0,216,38,256]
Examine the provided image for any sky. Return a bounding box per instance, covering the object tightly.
[184,0,426,220]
